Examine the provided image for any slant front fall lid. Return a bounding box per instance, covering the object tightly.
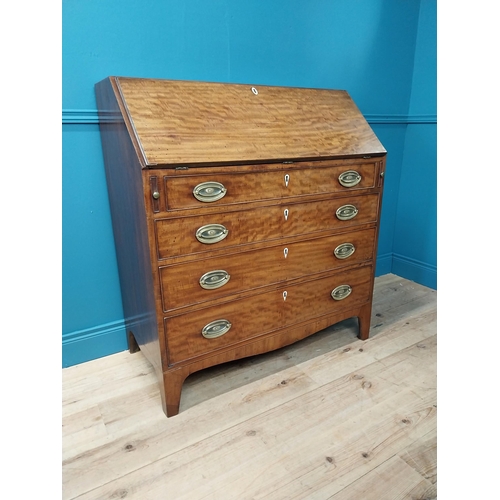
[113,76,386,167]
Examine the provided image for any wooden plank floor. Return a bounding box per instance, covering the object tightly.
[62,274,437,500]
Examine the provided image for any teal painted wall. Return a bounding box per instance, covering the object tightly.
[393,0,437,288]
[62,0,436,367]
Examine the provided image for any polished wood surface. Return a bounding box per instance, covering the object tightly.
[94,78,166,401]
[95,76,386,417]
[62,274,437,500]
[163,161,377,210]
[115,77,386,166]
[159,228,376,312]
[154,194,379,261]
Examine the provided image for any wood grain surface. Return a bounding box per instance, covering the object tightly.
[115,77,386,166]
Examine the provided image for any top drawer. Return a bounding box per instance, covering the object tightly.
[162,162,377,211]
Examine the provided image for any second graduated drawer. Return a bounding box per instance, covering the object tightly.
[155,193,379,260]
[159,227,376,311]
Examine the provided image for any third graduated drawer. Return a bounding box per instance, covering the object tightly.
[155,193,379,260]
[159,227,376,312]
[164,264,373,366]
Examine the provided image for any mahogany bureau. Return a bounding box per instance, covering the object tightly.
[95,76,386,417]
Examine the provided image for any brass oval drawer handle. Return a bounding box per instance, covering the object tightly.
[331,284,352,301]
[338,170,362,187]
[195,224,228,244]
[334,243,356,260]
[336,204,358,221]
[201,319,232,339]
[199,270,231,290]
[193,181,227,202]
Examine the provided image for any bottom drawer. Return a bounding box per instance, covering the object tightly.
[165,265,373,365]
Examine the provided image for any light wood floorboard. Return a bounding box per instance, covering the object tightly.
[62,273,437,500]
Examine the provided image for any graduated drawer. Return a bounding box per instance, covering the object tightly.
[165,265,373,365]
[162,162,377,210]
[159,227,376,311]
[155,194,379,260]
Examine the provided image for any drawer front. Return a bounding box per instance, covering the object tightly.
[283,163,376,197]
[284,194,379,236]
[283,265,373,326]
[164,171,283,210]
[155,206,283,260]
[162,163,377,211]
[165,264,373,365]
[155,195,378,260]
[283,228,376,279]
[165,289,283,365]
[159,227,376,311]
[160,246,283,311]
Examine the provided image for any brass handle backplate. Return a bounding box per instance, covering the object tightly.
[334,243,356,260]
[195,224,228,244]
[336,204,359,221]
[193,181,227,203]
[199,270,231,290]
[201,319,232,339]
[338,170,362,187]
[331,284,352,301]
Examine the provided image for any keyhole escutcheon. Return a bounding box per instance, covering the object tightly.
[284,247,288,259]
[284,174,290,187]
[283,291,287,301]
[284,208,289,221]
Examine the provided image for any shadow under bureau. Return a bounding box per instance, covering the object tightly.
[95,77,386,417]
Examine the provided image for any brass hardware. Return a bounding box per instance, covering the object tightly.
[336,204,358,221]
[149,176,160,213]
[193,181,227,202]
[284,208,289,221]
[331,284,352,301]
[283,291,287,301]
[338,170,362,188]
[380,171,385,178]
[334,243,356,260]
[201,319,232,339]
[284,174,290,187]
[284,247,288,259]
[199,270,231,290]
[251,87,258,95]
[195,224,228,244]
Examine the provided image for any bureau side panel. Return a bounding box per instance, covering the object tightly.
[95,78,164,376]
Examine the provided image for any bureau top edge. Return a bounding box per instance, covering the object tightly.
[96,76,387,168]
[140,153,387,170]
